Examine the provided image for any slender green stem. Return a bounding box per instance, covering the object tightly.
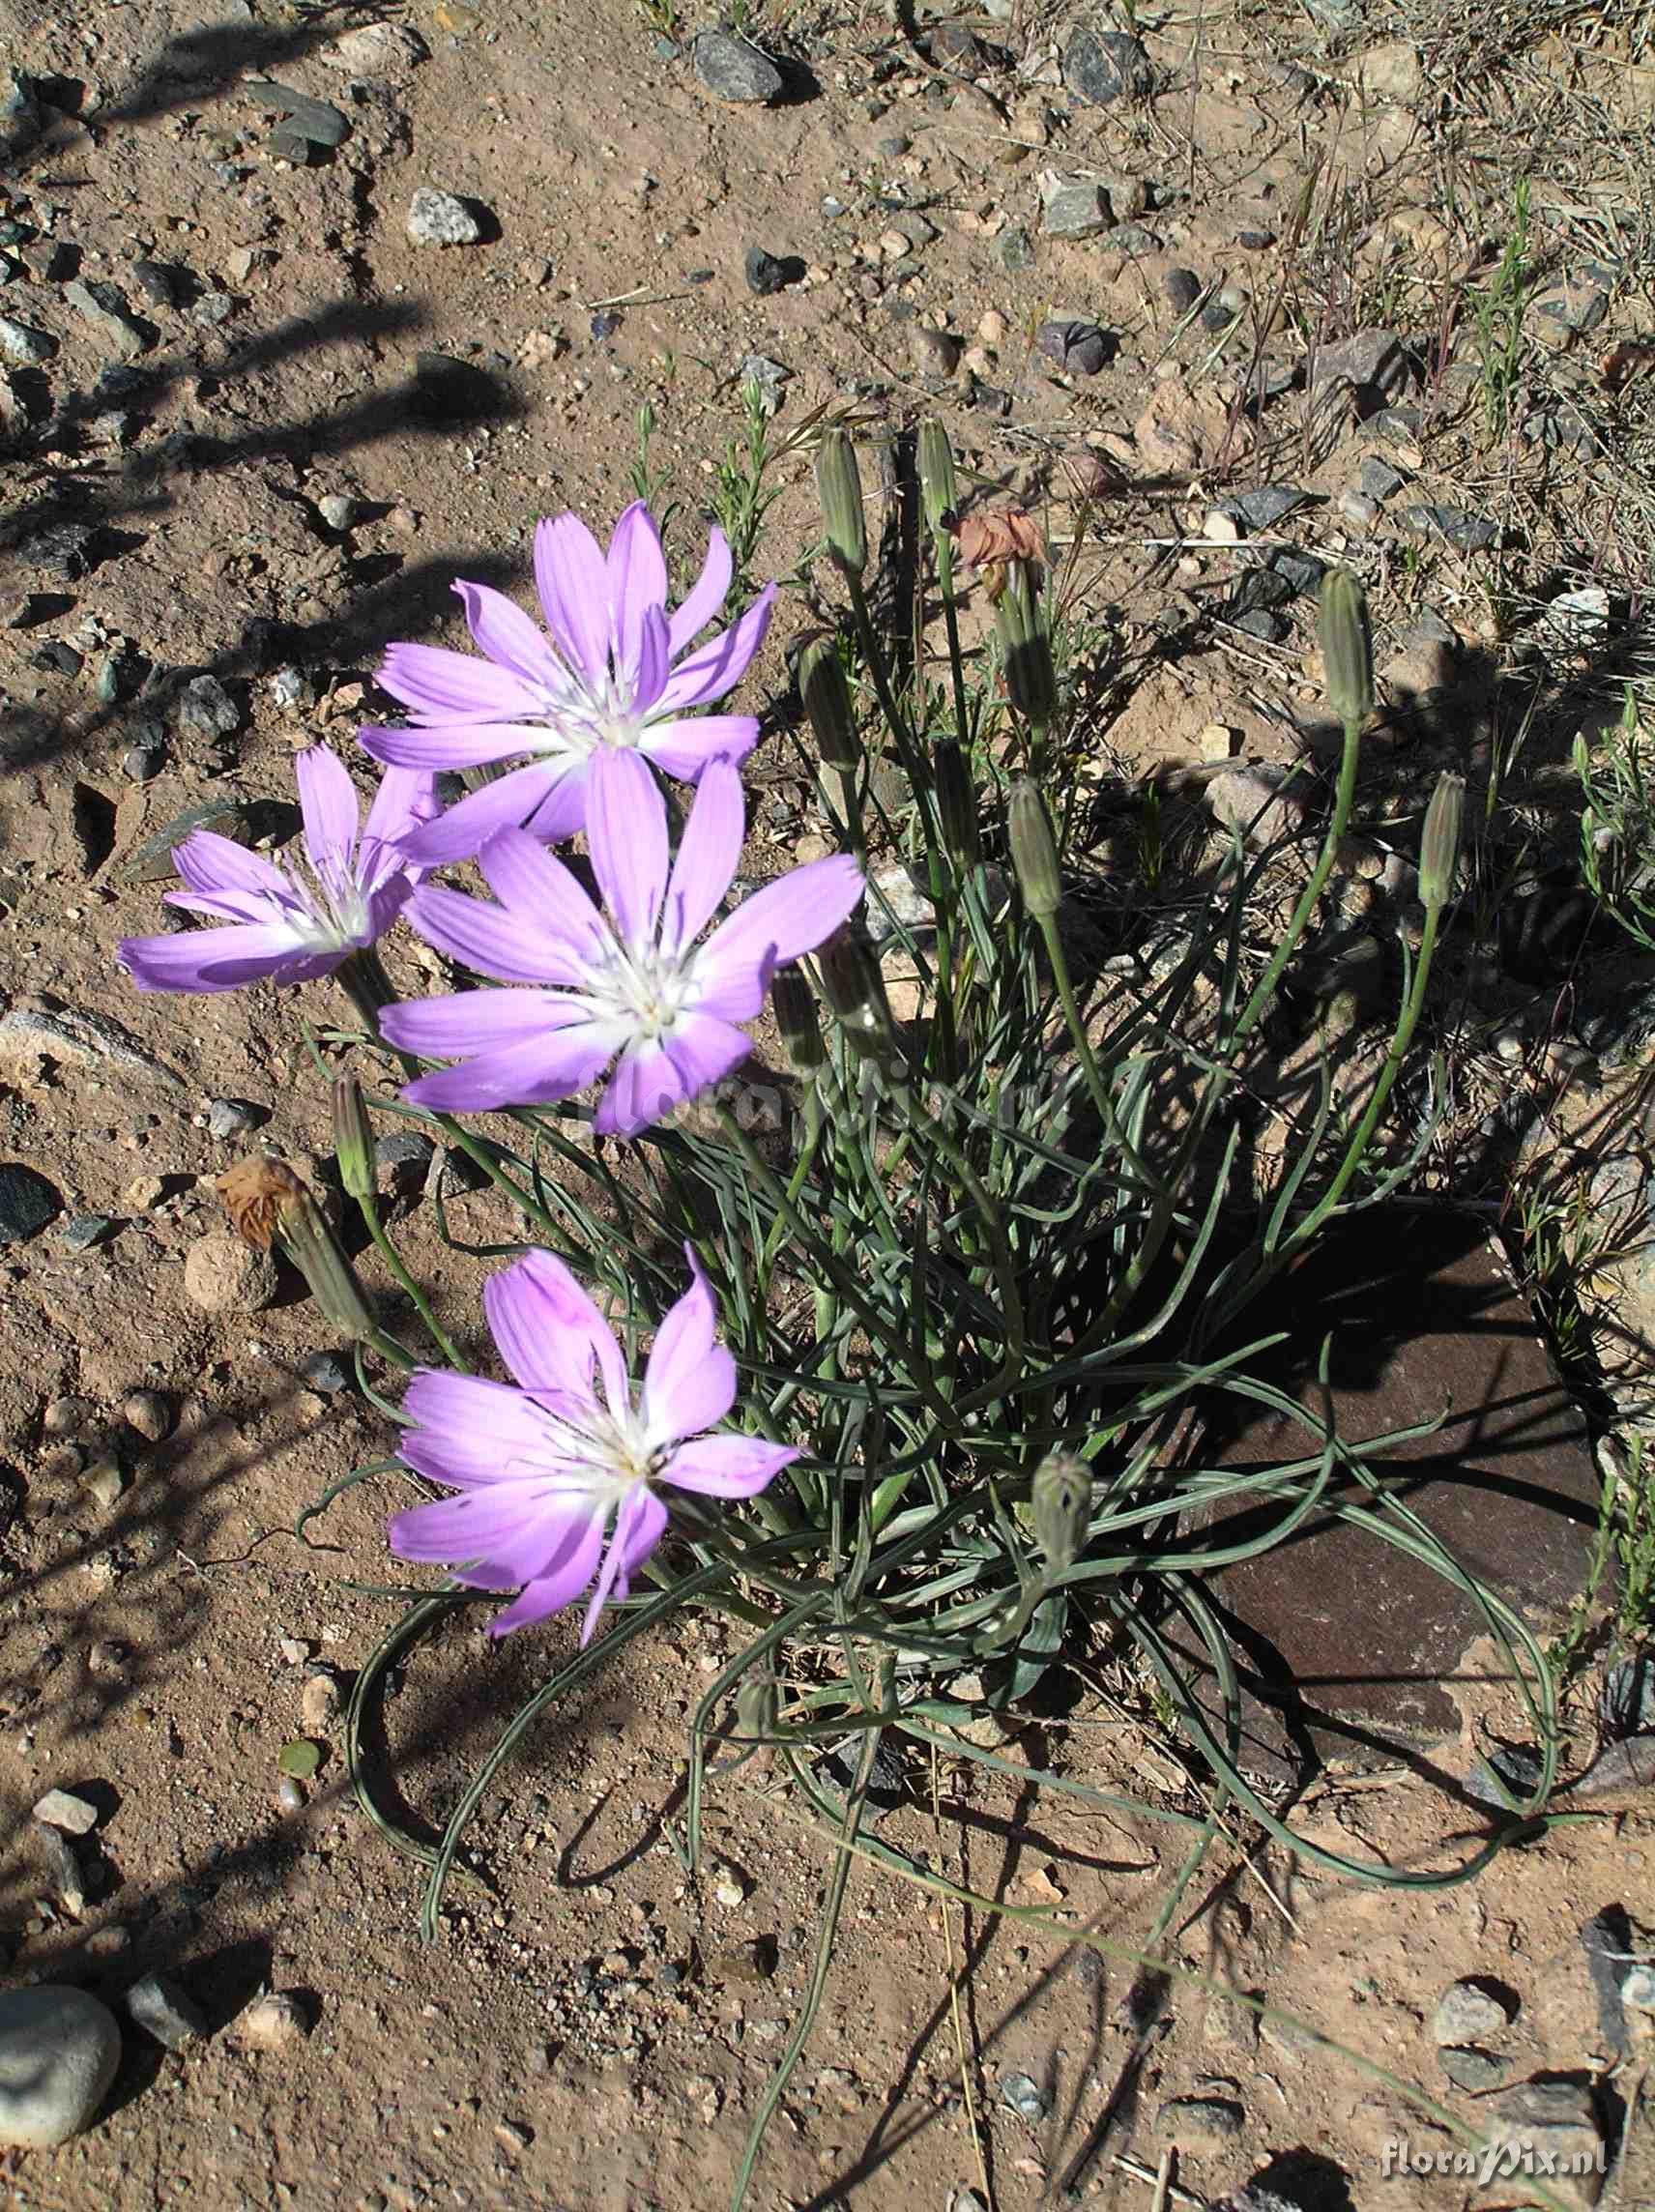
[360,1196,466,1370]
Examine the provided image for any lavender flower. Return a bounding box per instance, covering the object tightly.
[381,749,863,1135]
[389,1244,796,1640]
[118,749,437,994]
[359,504,774,865]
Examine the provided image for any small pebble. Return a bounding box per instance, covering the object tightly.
[234,1994,310,2050]
[276,1776,305,1814]
[1434,1978,1516,2045]
[713,1875,747,1907]
[126,1972,205,2052]
[693,29,783,102]
[301,1673,341,1732]
[184,1234,278,1317]
[298,1350,353,1396]
[207,1097,263,1140]
[407,188,484,247]
[122,1389,172,1442]
[33,1788,100,1837]
[999,2071,1048,2122]
[44,1395,95,1437]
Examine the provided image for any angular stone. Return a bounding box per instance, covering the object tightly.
[1063,24,1154,103]
[126,1972,206,2052]
[1206,764,1305,846]
[407,189,483,246]
[694,30,783,102]
[1434,1978,1514,2044]
[0,314,55,364]
[1217,483,1311,535]
[1310,327,1417,408]
[1400,503,1499,552]
[243,78,350,147]
[1171,1215,1603,1776]
[33,1788,100,1836]
[1035,318,1112,375]
[0,1162,61,1245]
[65,278,150,361]
[0,1004,186,1091]
[1482,2080,1606,2208]
[1040,177,1114,239]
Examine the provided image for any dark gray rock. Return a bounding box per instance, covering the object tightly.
[1035,317,1112,375]
[1581,1906,1636,2052]
[1439,2046,1513,2091]
[1165,266,1203,313]
[743,246,798,296]
[1063,24,1154,103]
[1220,483,1310,534]
[694,30,783,102]
[131,259,184,308]
[375,1131,436,1195]
[0,1163,61,1245]
[65,278,151,360]
[1433,1978,1515,2044]
[299,1349,353,1395]
[1602,1651,1655,1737]
[1040,179,1113,239]
[998,225,1033,272]
[126,1972,206,2052]
[1160,2094,1245,2141]
[174,673,242,741]
[999,2071,1048,2121]
[61,1212,115,1251]
[1357,455,1406,501]
[244,77,350,147]
[1401,504,1499,552]
[19,520,94,580]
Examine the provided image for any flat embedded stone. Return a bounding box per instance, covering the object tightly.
[1171,1213,1602,1777]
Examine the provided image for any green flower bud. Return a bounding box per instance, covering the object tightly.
[770,966,827,1074]
[934,741,980,870]
[994,562,1059,726]
[331,1074,376,1203]
[218,1156,376,1341]
[917,420,957,535]
[816,925,898,1063]
[1031,1451,1090,1575]
[798,634,860,773]
[1419,771,1465,909]
[1008,779,1061,917]
[1318,568,1374,729]
[814,428,867,577]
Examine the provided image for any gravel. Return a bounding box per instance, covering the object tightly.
[0,1987,122,2147]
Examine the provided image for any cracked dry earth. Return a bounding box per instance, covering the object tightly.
[3,0,1655,2206]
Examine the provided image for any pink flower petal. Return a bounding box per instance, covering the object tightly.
[605,502,668,679]
[525,771,591,844]
[378,640,548,723]
[585,749,669,950]
[118,921,327,994]
[359,721,551,771]
[452,579,566,693]
[400,1025,619,1113]
[660,1436,799,1498]
[631,603,672,713]
[490,1514,608,1636]
[654,584,775,713]
[594,1014,752,1137]
[294,746,360,873]
[667,526,734,656]
[660,760,742,957]
[387,1485,567,1574]
[696,856,865,1019]
[581,1487,667,1644]
[534,512,612,682]
[397,1370,559,1483]
[640,713,760,780]
[362,764,440,857]
[478,827,607,958]
[642,1245,736,1443]
[380,988,578,1055]
[399,763,567,867]
[402,883,585,984]
[171,829,289,902]
[485,1247,629,1408]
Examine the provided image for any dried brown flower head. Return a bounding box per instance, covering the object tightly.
[215,1155,308,1249]
[950,508,1046,580]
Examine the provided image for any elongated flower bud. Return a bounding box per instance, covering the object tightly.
[995,562,1059,725]
[816,925,897,1063]
[1419,772,1465,909]
[1319,568,1373,729]
[1008,779,1061,917]
[771,966,826,1074]
[917,420,957,535]
[798,634,860,773]
[815,428,867,577]
[331,1074,376,1203]
[935,741,980,869]
[1031,1451,1090,1575]
[217,1156,377,1340]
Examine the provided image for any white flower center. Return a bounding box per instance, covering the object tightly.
[529,665,649,760]
[283,856,371,953]
[588,940,699,1041]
